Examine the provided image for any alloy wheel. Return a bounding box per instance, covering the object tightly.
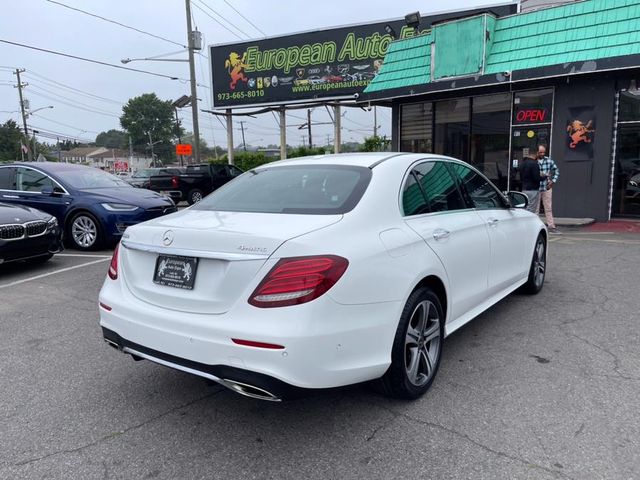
[72,215,97,248]
[404,300,441,387]
[533,238,546,288]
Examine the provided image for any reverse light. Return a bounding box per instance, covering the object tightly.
[249,255,348,308]
[108,243,120,280]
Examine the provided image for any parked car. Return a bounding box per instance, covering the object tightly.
[148,163,243,205]
[128,168,183,189]
[0,202,63,265]
[99,153,546,401]
[0,163,177,250]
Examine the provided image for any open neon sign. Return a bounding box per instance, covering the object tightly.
[515,108,548,123]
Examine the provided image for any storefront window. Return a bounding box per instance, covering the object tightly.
[400,102,433,153]
[619,90,640,122]
[614,91,640,217]
[435,98,470,162]
[471,93,511,190]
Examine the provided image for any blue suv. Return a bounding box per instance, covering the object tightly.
[0,163,177,250]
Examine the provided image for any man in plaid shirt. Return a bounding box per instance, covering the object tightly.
[535,145,560,233]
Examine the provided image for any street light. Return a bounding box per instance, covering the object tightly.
[26,105,54,117]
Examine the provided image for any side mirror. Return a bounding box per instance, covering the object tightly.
[506,191,529,209]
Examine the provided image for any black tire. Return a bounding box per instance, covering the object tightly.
[26,253,53,264]
[187,189,204,205]
[379,287,445,399]
[67,211,103,251]
[521,233,546,294]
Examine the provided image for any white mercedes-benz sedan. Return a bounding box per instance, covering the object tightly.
[99,153,546,401]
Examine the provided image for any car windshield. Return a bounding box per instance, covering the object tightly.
[132,169,157,178]
[193,165,371,214]
[56,168,131,189]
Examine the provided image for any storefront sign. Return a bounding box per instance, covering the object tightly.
[209,5,516,108]
[515,108,549,123]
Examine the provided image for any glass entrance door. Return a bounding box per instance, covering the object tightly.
[613,124,640,216]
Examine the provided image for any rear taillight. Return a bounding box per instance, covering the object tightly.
[108,243,119,280]
[249,255,348,308]
[171,176,179,188]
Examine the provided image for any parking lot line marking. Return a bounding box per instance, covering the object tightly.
[56,254,112,258]
[0,258,109,290]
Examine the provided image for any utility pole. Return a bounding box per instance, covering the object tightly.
[373,106,378,137]
[174,107,184,166]
[307,109,312,148]
[226,109,234,165]
[238,121,247,151]
[129,136,133,169]
[185,0,200,165]
[326,134,331,147]
[14,68,31,161]
[57,137,61,162]
[334,104,341,154]
[279,107,286,160]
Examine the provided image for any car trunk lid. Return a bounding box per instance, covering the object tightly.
[119,209,342,314]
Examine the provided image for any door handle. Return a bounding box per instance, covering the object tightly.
[2,194,19,199]
[432,228,451,241]
[487,218,499,227]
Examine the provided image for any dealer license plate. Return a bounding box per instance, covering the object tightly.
[153,255,198,290]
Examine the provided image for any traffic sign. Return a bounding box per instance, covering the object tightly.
[176,144,192,155]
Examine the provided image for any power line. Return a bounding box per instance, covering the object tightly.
[191,0,247,40]
[24,71,123,105]
[30,125,93,143]
[221,0,267,37]
[46,0,186,48]
[0,39,186,81]
[28,83,121,116]
[32,113,99,135]
[28,90,121,119]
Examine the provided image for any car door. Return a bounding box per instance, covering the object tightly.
[12,167,70,220]
[448,162,530,293]
[402,160,491,322]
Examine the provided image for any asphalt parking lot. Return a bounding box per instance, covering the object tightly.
[1,232,639,480]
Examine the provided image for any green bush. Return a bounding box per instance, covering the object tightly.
[209,151,272,171]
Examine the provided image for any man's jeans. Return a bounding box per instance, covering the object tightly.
[523,190,539,213]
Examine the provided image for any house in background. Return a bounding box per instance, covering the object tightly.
[59,147,153,172]
[60,146,107,163]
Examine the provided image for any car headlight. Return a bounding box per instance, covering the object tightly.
[46,216,58,230]
[101,203,140,212]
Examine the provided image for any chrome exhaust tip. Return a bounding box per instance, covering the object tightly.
[221,379,282,402]
[104,338,120,350]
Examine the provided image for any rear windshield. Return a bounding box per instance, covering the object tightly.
[193,165,371,214]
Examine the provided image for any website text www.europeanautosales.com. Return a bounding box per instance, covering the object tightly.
[291,80,370,93]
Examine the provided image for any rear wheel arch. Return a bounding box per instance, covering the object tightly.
[412,275,448,324]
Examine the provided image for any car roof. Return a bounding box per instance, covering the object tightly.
[261,152,437,169]
[8,161,90,172]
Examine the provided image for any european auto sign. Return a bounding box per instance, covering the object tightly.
[209,4,515,108]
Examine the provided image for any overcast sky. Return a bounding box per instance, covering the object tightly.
[0,0,516,151]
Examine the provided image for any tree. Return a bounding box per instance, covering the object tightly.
[0,120,27,162]
[359,135,391,152]
[120,93,175,160]
[95,129,127,149]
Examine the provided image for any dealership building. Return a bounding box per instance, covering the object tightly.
[362,0,640,221]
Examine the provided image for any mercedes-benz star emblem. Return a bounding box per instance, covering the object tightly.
[162,230,174,246]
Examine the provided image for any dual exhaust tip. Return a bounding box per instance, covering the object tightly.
[105,339,282,402]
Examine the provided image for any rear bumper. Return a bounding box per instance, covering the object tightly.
[98,277,402,392]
